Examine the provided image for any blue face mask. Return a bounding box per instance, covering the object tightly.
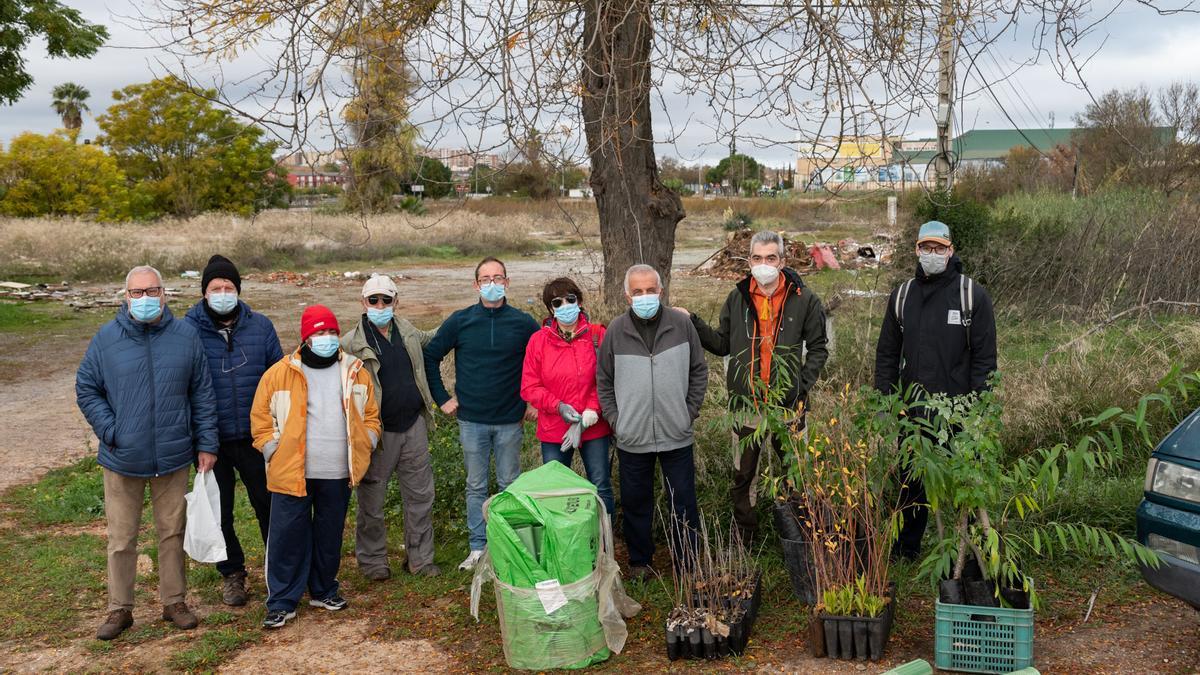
[631,294,660,319]
[479,283,506,303]
[207,292,238,315]
[129,296,163,322]
[366,307,393,327]
[309,334,340,358]
[554,302,581,325]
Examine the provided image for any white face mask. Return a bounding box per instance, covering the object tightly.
[919,251,949,276]
[751,264,781,289]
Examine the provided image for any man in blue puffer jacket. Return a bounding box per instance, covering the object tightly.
[184,255,283,606]
[76,265,219,640]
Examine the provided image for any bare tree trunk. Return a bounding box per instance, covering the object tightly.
[581,0,685,304]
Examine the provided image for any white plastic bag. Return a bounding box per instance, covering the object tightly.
[184,470,227,563]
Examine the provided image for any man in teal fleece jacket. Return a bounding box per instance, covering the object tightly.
[423,256,539,571]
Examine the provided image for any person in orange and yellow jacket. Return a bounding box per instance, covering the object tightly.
[250,304,381,630]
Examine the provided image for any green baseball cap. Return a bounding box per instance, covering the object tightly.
[917,220,952,246]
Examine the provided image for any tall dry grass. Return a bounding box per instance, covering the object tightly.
[0,209,557,281]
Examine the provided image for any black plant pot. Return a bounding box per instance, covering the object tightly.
[814,583,897,662]
[999,584,1031,610]
[772,500,806,541]
[939,578,965,604]
[780,536,817,604]
[665,571,763,661]
[965,579,1000,607]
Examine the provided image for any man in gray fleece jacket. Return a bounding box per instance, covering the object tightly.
[597,264,708,580]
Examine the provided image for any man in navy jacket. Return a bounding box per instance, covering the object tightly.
[185,255,283,605]
[76,265,219,640]
[423,256,539,571]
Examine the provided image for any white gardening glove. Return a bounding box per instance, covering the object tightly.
[561,422,583,453]
[581,409,599,429]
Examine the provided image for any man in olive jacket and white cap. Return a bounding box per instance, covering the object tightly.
[341,274,441,579]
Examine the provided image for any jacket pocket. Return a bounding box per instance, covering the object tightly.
[351,383,368,417]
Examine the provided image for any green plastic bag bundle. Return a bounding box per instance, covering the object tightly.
[470,461,640,670]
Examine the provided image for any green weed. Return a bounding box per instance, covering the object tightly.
[3,456,105,527]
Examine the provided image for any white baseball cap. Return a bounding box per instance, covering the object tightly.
[361,273,397,298]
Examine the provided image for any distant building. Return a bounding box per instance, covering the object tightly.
[284,165,346,189]
[422,148,502,175]
[894,128,1083,178]
[797,136,919,191]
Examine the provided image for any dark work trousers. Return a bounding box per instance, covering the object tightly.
[895,458,929,560]
[212,438,271,577]
[265,478,351,611]
[731,427,785,539]
[618,445,699,569]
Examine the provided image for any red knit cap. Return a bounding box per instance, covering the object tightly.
[300,305,340,343]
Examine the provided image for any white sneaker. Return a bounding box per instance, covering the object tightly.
[458,550,485,571]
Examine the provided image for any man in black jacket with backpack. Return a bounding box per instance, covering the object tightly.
[875,220,998,559]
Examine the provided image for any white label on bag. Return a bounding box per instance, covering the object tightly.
[947,309,961,325]
[535,579,569,614]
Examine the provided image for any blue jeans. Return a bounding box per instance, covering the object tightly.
[541,436,615,518]
[460,420,524,550]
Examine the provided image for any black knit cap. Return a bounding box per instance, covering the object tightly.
[201,255,241,295]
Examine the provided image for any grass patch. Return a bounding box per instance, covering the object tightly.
[0,530,106,641]
[0,300,87,332]
[168,624,261,670]
[3,456,105,527]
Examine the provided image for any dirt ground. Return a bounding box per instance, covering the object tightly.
[1,247,1198,673]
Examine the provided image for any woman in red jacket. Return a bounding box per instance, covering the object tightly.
[521,277,614,516]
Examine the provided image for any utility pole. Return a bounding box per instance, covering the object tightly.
[934,0,955,192]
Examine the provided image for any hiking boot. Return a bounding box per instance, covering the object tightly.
[162,602,199,630]
[96,609,133,640]
[309,593,348,611]
[222,571,248,606]
[361,566,391,582]
[263,608,296,629]
[458,550,484,572]
[412,564,441,578]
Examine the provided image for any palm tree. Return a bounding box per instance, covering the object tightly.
[51,83,91,131]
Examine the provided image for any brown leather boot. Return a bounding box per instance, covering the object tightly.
[162,602,199,630]
[96,609,133,640]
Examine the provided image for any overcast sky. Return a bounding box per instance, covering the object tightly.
[5,0,1200,166]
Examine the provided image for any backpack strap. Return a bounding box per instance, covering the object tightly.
[960,275,975,352]
[895,280,914,332]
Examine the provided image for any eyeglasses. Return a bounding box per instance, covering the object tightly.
[918,243,950,255]
[366,295,394,306]
[551,294,578,309]
[127,286,163,298]
[477,275,507,285]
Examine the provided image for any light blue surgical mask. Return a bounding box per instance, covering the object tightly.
[479,282,506,303]
[631,294,660,320]
[309,335,340,358]
[367,307,393,327]
[206,292,238,315]
[554,302,581,325]
[129,296,163,322]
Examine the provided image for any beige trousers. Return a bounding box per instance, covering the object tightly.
[102,467,189,611]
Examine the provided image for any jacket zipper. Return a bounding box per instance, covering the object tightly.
[227,319,240,440]
[144,323,159,476]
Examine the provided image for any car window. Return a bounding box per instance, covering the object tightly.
[1161,408,1200,460]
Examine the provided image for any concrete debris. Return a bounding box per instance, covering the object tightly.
[0,281,32,290]
[246,270,410,288]
[180,270,201,279]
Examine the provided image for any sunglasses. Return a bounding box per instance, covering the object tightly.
[366,295,394,306]
[551,294,578,309]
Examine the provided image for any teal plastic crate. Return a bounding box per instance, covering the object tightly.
[934,600,1034,674]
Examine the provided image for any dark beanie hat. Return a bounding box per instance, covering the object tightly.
[201,255,241,295]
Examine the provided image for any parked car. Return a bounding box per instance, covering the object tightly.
[1136,408,1200,609]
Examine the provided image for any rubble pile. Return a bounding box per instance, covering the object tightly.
[0,281,183,309]
[693,229,896,280]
